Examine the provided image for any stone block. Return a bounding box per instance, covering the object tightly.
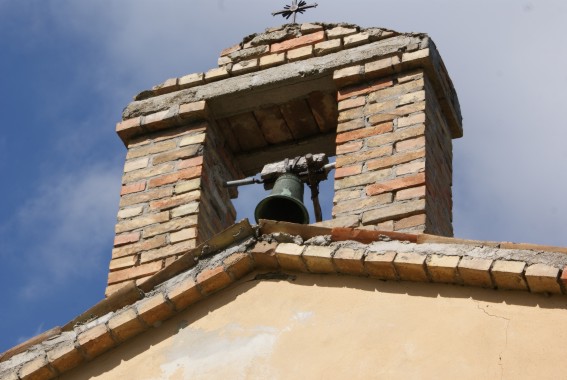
[108,308,146,342]
[364,251,397,280]
[394,252,428,282]
[333,248,365,275]
[491,260,528,291]
[166,276,202,310]
[274,243,307,272]
[427,255,460,283]
[525,264,561,294]
[303,246,335,274]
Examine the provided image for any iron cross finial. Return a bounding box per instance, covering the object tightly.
[272,0,318,24]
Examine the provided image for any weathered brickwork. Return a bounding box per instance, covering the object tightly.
[108,118,241,296]
[332,68,455,235]
[108,22,462,295]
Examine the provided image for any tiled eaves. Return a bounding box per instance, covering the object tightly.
[3,221,567,379]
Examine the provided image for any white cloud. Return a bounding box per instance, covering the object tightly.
[14,161,122,298]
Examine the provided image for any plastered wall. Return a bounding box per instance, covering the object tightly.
[61,274,567,379]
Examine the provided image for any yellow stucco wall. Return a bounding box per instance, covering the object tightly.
[62,274,567,379]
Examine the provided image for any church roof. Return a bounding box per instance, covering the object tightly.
[2,219,567,379]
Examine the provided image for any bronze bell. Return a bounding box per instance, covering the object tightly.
[254,173,310,224]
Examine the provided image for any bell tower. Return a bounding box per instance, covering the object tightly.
[108,22,462,296]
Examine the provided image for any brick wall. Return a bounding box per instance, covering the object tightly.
[108,119,241,296]
[107,22,462,296]
[332,68,454,235]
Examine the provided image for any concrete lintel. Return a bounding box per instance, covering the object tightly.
[123,35,419,117]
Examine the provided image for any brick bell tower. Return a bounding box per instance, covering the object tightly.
[107,23,462,296]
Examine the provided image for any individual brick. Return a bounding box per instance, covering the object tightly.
[107,261,162,285]
[491,260,528,291]
[336,122,393,144]
[364,55,400,77]
[525,264,561,294]
[108,308,146,342]
[149,191,200,211]
[338,96,365,111]
[196,266,233,295]
[333,248,365,275]
[335,167,391,190]
[303,246,335,274]
[148,167,202,188]
[333,65,363,87]
[458,258,494,288]
[175,178,201,194]
[300,23,323,33]
[314,39,342,55]
[77,323,116,359]
[178,73,204,89]
[396,136,425,152]
[270,30,325,52]
[179,133,206,146]
[114,232,140,247]
[119,187,174,208]
[47,339,84,374]
[393,252,428,282]
[361,199,425,225]
[394,214,426,231]
[427,255,460,283]
[109,255,137,271]
[204,66,230,82]
[126,139,177,160]
[337,78,393,101]
[402,48,430,63]
[334,165,362,180]
[220,43,241,57]
[166,276,202,311]
[114,211,169,234]
[250,241,279,269]
[120,181,146,196]
[136,292,175,327]
[142,215,198,238]
[326,26,358,39]
[117,206,144,219]
[366,148,425,171]
[364,251,397,280]
[336,140,363,155]
[122,162,176,185]
[287,45,313,61]
[152,146,200,165]
[153,78,179,95]
[336,145,392,167]
[224,252,254,280]
[140,240,196,264]
[343,32,370,47]
[231,58,259,74]
[366,173,425,196]
[112,235,167,259]
[274,243,307,272]
[170,228,197,243]
[18,354,56,380]
[124,157,149,173]
[171,202,199,218]
[259,53,285,68]
[395,186,426,201]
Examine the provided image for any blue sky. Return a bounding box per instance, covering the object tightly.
[1,1,566,352]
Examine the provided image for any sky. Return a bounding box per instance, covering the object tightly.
[0,0,566,353]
